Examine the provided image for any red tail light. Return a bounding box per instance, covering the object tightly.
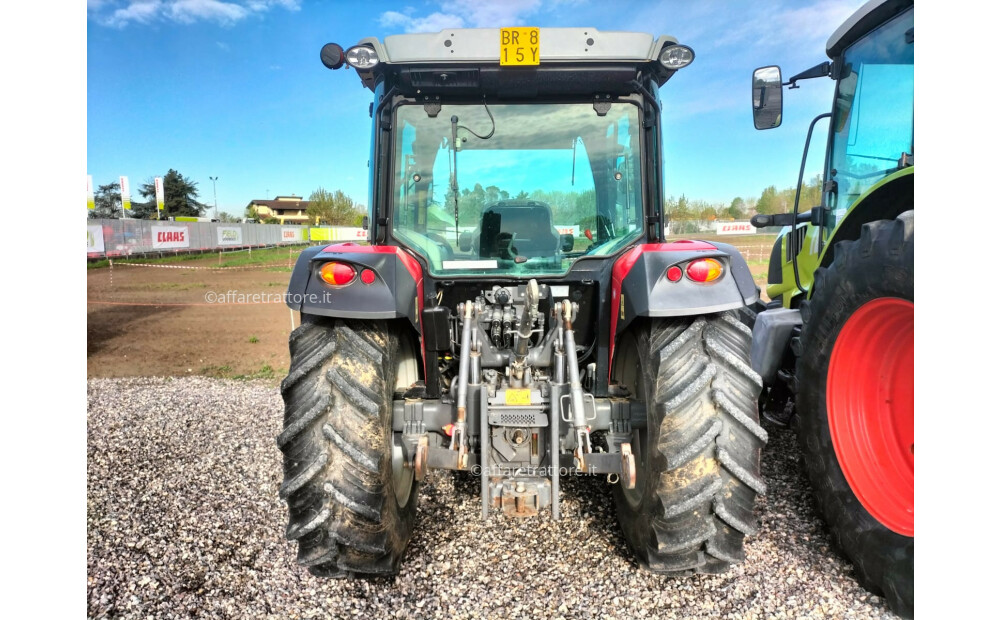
[686,258,724,282]
[319,261,356,286]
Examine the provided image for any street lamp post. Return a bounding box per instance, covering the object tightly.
[209,176,219,220]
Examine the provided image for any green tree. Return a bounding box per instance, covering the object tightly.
[726,197,746,220]
[307,188,364,226]
[307,188,336,224]
[756,185,779,215]
[330,189,363,225]
[217,212,241,223]
[136,169,208,218]
[88,181,122,219]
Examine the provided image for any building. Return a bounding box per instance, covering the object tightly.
[245,195,311,224]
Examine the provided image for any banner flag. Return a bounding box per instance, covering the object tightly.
[155,177,165,211]
[120,176,132,211]
[87,175,95,210]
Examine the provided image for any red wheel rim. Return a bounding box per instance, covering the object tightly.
[827,297,914,536]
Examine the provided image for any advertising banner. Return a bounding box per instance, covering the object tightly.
[217,226,243,246]
[120,176,131,211]
[87,225,105,253]
[555,225,580,237]
[309,227,334,241]
[155,177,165,212]
[87,175,95,210]
[281,227,306,242]
[151,225,190,249]
[715,221,755,235]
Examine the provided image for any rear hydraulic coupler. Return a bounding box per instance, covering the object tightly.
[450,301,474,469]
[559,300,595,471]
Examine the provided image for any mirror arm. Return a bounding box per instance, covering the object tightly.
[785,61,832,89]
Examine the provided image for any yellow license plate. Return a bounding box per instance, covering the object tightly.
[505,389,531,406]
[500,27,539,66]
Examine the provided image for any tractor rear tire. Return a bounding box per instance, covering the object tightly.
[278,317,418,577]
[795,212,914,617]
[612,312,767,574]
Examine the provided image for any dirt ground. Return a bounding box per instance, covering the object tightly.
[86,236,772,379]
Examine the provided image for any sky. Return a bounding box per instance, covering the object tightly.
[86,0,871,219]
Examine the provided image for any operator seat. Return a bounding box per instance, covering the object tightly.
[477,200,559,259]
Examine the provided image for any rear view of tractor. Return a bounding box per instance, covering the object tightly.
[278,27,767,581]
[749,0,913,615]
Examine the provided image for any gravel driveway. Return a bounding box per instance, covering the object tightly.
[87,377,898,619]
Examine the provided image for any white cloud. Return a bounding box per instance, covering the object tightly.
[92,0,300,28]
[440,0,541,28]
[167,1,248,25]
[379,10,415,28]
[105,1,163,27]
[408,12,467,33]
[379,0,552,34]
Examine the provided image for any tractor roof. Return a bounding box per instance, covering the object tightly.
[827,0,913,58]
[360,28,678,65]
[338,28,688,93]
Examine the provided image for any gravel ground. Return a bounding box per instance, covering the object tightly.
[87,377,899,619]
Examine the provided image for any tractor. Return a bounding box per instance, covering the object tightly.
[749,0,913,615]
[279,27,766,581]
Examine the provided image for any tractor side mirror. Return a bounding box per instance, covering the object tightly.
[560,233,574,253]
[752,65,783,130]
[458,231,472,252]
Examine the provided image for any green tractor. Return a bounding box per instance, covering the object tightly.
[749,0,913,615]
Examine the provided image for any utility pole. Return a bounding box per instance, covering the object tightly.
[210,176,219,220]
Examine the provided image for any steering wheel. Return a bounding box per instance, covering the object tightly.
[426,232,454,260]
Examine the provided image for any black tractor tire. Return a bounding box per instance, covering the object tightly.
[612,312,767,574]
[795,211,914,617]
[278,317,418,577]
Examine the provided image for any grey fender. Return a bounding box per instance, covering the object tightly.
[286,243,424,331]
[610,240,759,338]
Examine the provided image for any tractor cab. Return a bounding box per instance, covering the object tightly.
[320,29,695,279]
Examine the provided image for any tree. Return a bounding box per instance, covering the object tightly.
[330,190,363,225]
[726,197,746,220]
[309,187,364,226]
[217,212,241,223]
[88,182,123,219]
[136,169,208,219]
[307,188,336,224]
[756,185,779,215]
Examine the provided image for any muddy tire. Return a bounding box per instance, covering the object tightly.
[795,212,914,617]
[278,317,418,577]
[612,312,767,574]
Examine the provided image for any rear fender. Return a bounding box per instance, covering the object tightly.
[610,240,758,368]
[286,243,424,331]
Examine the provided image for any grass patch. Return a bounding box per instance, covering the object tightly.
[200,363,281,382]
[234,364,276,381]
[248,335,259,344]
[88,245,311,270]
[133,282,210,291]
[200,364,234,377]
